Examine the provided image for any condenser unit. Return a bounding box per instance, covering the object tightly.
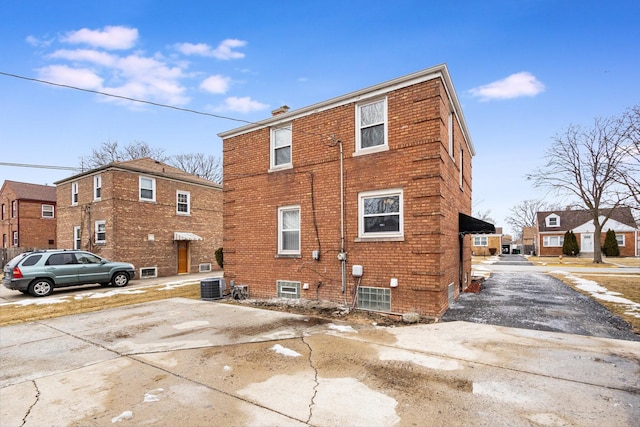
[201,278,226,300]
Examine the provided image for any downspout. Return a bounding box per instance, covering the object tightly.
[339,138,346,294]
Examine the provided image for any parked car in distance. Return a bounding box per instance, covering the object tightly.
[2,250,136,297]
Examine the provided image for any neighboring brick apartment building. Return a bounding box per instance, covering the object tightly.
[55,158,223,277]
[0,180,57,250]
[536,208,639,257]
[219,64,492,317]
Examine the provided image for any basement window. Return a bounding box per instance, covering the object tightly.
[357,286,391,312]
[199,263,212,272]
[277,280,300,299]
[140,267,158,278]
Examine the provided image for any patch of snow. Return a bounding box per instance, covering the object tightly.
[87,289,146,299]
[223,365,232,371]
[173,320,210,330]
[111,410,133,423]
[271,344,301,357]
[328,323,357,333]
[144,388,164,402]
[563,274,640,318]
[10,297,70,306]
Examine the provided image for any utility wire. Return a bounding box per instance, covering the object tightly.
[0,161,79,171]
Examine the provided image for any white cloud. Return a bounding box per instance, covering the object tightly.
[469,72,545,101]
[175,39,247,60]
[200,75,231,94]
[37,65,103,89]
[218,96,269,113]
[25,35,52,47]
[61,25,138,50]
[49,49,117,67]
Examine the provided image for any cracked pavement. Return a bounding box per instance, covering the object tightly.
[1,298,640,426]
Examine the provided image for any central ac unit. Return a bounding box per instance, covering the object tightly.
[201,278,226,300]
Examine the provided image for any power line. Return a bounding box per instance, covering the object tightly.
[0,161,79,171]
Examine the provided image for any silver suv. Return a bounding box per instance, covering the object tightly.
[2,250,136,297]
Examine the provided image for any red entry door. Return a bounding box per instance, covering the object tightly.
[177,241,188,273]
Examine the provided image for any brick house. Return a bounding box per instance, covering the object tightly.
[219,64,493,317]
[471,227,503,256]
[54,158,223,277]
[536,208,639,257]
[0,180,57,252]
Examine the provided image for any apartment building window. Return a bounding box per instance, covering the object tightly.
[473,236,488,246]
[356,98,387,153]
[270,123,292,170]
[94,174,102,200]
[543,236,564,247]
[11,200,17,218]
[42,204,55,218]
[2,234,6,248]
[177,190,190,215]
[95,220,106,244]
[358,286,391,311]
[358,189,403,239]
[278,205,300,255]
[74,226,81,250]
[13,231,18,246]
[459,148,464,190]
[71,182,79,206]
[1,204,5,220]
[277,280,301,299]
[140,176,156,202]
[448,111,454,158]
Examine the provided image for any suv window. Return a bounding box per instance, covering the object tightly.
[77,253,102,264]
[46,253,77,265]
[22,255,43,267]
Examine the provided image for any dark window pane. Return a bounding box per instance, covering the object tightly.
[364,215,399,233]
[361,124,384,148]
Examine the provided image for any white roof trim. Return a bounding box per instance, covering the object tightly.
[174,232,203,241]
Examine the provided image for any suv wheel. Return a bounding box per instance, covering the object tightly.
[29,279,53,297]
[111,272,129,287]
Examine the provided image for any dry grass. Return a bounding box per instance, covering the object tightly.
[527,256,616,268]
[0,283,201,327]
[551,273,640,334]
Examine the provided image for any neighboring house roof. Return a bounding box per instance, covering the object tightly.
[54,158,222,189]
[217,63,475,156]
[1,180,57,202]
[536,208,638,232]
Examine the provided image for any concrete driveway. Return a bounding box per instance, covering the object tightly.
[2,296,639,426]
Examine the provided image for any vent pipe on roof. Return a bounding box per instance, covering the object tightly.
[271,105,290,116]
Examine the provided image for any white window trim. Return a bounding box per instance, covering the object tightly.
[459,148,464,190]
[177,190,191,215]
[543,235,564,247]
[71,182,79,206]
[73,226,81,250]
[95,220,106,244]
[42,204,55,218]
[140,267,158,278]
[358,188,404,239]
[448,111,454,159]
[277,205,301,256]
[546,214,560,227]
[13,231,18,246]
[93,174,102,201]
[139,176,156,202]
[277,280,301,299]
[270,123,293,171]
[355,97,388,155]
[616,234,625,247]
[473,236,488,246]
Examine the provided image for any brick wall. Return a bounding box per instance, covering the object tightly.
[538,231,637,257]
[223,77,472,317]
[57,169,222,276]
[0,186,56,249]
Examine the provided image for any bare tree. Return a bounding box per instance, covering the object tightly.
[473,208,495,225]
[168,153,222,184]
[79,140,168,170]
[614,105,640,215]
[505,199,561,240]
[526,107,639,263]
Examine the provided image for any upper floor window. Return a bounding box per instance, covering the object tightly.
[1,203,5,220]
[140,176,156,202]
[356,98,387,153]
[71,182,79,206]
[358,188,403,239]
[448,111,454,158]
[473,236,488,246]
[95,220,106,244]
[270,124,292,170]
[177,190,190,215]
[11,200,17,218]
[278,205,300,256]
[42,204,55,218]
[546,214,560,227]
[94,174,102,200]
[13,231,18,246]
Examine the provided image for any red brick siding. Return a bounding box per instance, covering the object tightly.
[0,186,56,249]
[538,231,637,257]
[223,78,472,317]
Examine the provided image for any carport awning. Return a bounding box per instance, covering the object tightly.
[173,232,203,241]
[459,213,496,235]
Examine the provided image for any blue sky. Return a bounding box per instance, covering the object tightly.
[1,0,639,235]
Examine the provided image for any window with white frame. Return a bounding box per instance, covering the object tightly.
[270,124,292,169]
[73,226,81,250]
[93,174,102,200]
[11,200,17,217]
[139,176,156,201]
[13,231,18,246]
[71,182,79,205]
[616,234,625,246]
[277,280,301,299]
[459,148,464,189]
[41,204,54,218]
[473,236,488,246]
[358,189,403,238]
[448,111,454,158]
[546,214,560,227]
[95,220,106,244]
[177,190,190,215]
[278,206,300,255]
[356,98,387,152]
[543,235,564,247]
[140,267,158,278]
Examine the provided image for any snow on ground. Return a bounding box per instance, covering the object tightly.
[478,255,500,265]
[471,265,491,279]
[271,344,301,357]
[553,271,640,319]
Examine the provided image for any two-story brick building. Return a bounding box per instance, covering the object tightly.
[55,158,223,277]
[219,64,492,317]
[0,180,57,252]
